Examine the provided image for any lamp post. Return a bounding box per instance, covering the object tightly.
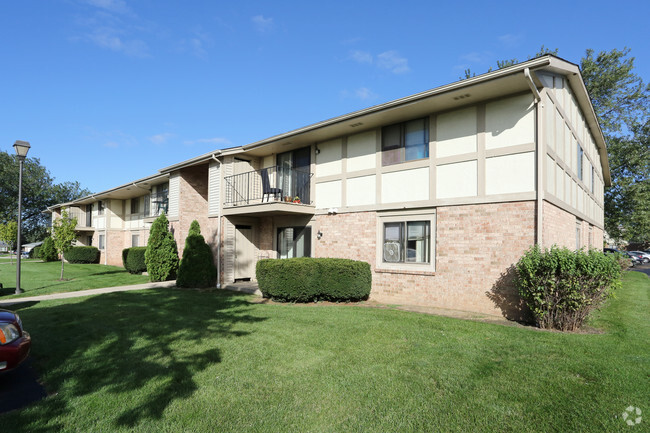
[13,140,30,294]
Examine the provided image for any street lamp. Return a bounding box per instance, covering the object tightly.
[13,140,30,294]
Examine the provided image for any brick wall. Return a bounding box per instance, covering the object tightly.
[172,165,210,257]
[314,201,537,317]
[542,201,577,249]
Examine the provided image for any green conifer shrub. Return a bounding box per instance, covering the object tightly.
[39,237,58,262]
[145,213,179,282]
[176,221,217,288]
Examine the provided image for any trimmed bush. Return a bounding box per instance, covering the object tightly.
[64,246,100,264]
[145,213,179,282]
[176,221,217,288]
[122,247,147,274]
[516,245,622,331]
[40,237,58,262]
[256,257,371,302]
[30,246,41,259]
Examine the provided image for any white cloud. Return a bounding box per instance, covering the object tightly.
[349,50,373,64]
[498,33,523,47]
[355,87,377,100]
[177,26,212,59]
[183,137,232,146]
[82,0,131,15]
[87,27,150,57]
[377,50,409,74]
[252,15,274,32]
[148,133,175,145]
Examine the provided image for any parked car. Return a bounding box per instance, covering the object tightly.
[630,251,650,264]
[0,309,31,373]
[624,251,642,267]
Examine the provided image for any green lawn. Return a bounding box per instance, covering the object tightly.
[0,260,150,299]
[1,271,648,432]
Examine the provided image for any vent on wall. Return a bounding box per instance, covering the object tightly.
[453,93,471,101]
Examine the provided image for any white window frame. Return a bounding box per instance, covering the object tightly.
[99,234,105,250]
[376,209,436,272]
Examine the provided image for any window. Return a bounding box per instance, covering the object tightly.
[86,235,93,246]
[577,145,584,180]
[97,200,105,215]
[575,222,581,250]
[590,166,595,193]
[131,198,140,214]
[277,226,311,259]
[86,204,93,227]
[99,234,105,250]
[377,210,436,272]
[383,221,430,264]
[382,118,429,166]
[144,194,151,216]
[132,235,139,247]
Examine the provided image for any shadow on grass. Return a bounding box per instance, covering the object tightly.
[1,288,265,431]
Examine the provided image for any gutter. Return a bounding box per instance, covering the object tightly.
[524,68,544,246]
[211,153,223,289]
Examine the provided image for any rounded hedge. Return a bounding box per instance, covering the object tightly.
[176,232,217,288]
[64,246,100,264]
[122,247,147,274]
[30,246,41,259]
[256,257,371,302]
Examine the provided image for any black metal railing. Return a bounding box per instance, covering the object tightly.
[224,165,312,206]
[149,190,169,217]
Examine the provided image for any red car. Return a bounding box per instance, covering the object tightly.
[0,309,31,372]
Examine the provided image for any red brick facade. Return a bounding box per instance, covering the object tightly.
[314,201,537,316]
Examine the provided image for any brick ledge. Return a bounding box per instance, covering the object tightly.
[375,268,437,276]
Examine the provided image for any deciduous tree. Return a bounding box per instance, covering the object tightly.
[51,208,78,279]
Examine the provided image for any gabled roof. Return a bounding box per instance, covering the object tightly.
[49,54,611,212]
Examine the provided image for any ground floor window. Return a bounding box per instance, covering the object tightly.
[383,221,430,263]
[277,226,311,259]
[99,234,105,250]
[377,210,436,272]
[132,234,139,247]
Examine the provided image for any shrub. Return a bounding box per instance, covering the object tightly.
[145,213,179,282]
[64,246,100,264]
[515,245,622,331]
[122,247,147,274]
[30,246,41,259]
[40,237,58,262]
[256,257,371,302]
[176,221,217,288]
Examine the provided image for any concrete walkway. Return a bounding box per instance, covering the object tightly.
[0,281,177,306]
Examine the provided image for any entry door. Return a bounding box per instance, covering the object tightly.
[234,225,255,280]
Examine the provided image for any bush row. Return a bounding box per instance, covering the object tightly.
[256,257,371,302]
[64,246,100,264]
[122,247,147,274]
[516,245,622,331]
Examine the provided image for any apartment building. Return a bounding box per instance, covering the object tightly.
[48,55,609,316]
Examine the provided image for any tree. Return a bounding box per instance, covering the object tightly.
[581,48,649,244]
[0,221,17,265]
[177,220,217,288]
[145,213,179,282]
[39,236,58,262]
[0,151,91,242]
[51,208,78,279]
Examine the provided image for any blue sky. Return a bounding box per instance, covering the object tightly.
[1,0,648,194]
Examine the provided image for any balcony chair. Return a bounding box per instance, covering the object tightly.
[261,168,282,202]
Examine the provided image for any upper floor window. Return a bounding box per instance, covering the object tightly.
[97,200,105,215]
[382,118,429,166]
[131,198,140,214]
[577,145,584,181]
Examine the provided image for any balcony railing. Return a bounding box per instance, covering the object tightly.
[224,166,312,206]
[149,191,169,217]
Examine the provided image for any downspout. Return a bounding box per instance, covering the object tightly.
[212,153,223,288]
[104,201,108,265]
[524,68,544,246]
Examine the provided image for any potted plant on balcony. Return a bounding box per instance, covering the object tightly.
[284,196,292,202]
[293,196,301,204]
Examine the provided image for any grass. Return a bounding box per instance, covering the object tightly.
[0,260,150,299]
[0,271,648,432]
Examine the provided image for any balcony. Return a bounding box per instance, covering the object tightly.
[223,166,314,216]
[66,208,93,231]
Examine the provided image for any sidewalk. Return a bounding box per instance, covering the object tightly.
[0,280,177,306]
